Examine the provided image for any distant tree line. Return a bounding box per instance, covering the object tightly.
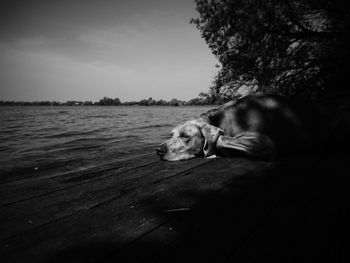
[0,95,214,106]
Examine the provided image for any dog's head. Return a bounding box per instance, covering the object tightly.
[157,119,223,161]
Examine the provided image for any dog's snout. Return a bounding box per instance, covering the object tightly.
[156,144,167,157]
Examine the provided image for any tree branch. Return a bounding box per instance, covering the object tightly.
[283,0,309,32]
[279,30,339,39]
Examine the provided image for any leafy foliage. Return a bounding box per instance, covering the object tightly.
[191,0,350,99]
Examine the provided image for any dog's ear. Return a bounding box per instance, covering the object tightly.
[200,108,223,127]
[194,119,224,157]
[200,100,236,126]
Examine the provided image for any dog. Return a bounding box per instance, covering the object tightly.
[156,94,337,161]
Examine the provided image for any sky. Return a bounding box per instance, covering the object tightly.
[0,0,218,102]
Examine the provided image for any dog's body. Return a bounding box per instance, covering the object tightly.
[157,95,337,161]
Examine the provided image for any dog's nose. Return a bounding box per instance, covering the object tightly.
[156,144,167,157]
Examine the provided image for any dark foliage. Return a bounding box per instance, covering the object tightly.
[191,0,350,99]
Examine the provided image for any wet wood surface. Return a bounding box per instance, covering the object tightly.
[1,129,350,262]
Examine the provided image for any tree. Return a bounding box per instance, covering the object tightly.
[113,98,121,105]
[191,0,350,98]
[147,97,156,106]
[83,101,93,106]
[169,98,180,106]
[98,97,121,105]
[155,99,167,105]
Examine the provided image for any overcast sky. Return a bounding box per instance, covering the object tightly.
[0,0,218,102]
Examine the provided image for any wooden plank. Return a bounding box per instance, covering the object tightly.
[0,152,156,206]
[0,151,153,185]
[125,155,350,262]
[2,134,349,263]
[0,157,270,263]
[112,163,279,262]
[0,156,213,240]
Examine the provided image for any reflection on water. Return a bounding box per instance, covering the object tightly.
[0,106,213,182]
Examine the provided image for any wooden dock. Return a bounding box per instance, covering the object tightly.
[1,128,350,262]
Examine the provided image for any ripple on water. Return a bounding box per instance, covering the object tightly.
[0,105,214,181]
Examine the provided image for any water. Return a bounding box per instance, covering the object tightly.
[0,106,213,182]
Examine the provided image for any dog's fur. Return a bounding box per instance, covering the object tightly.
[157,95,336,161]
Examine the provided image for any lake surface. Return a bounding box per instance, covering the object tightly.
[0,106,214,182]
